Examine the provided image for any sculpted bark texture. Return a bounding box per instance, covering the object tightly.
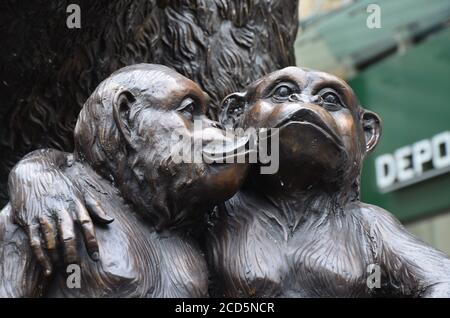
[0,0,299,205]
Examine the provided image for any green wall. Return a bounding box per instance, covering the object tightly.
[350,28,450,222]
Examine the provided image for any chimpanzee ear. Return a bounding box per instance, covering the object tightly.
[113,89,136,148]
[362,109,381,154]
[219,92,247,128]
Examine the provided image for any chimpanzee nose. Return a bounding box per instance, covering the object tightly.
[310,95,324,106]
[288,93,307,103]
[289,93,324,106]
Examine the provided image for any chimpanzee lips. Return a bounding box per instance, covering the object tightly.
[276,108,344,147]
[202,133,254,163]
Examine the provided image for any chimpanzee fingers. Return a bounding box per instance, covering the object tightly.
[57,208,78,266]
[84,191,114,224]
[74,198,100,261]
[38,216,59,265]
[27,223,53,276]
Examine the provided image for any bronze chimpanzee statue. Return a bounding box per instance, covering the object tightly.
[208,67,450,297]
[4,67,450,298]
[0,64,248,297]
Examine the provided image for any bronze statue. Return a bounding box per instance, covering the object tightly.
[208,67,450,297]
[0,64,249,297]
[3,66,450,298]
[2,0,450,299]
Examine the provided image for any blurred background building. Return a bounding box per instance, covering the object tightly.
[295,0,450,253]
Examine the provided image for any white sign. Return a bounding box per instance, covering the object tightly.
[375,131,450,193]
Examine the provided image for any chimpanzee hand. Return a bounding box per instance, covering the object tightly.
[8,149,113,276]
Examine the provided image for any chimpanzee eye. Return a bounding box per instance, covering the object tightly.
[323,92,338,104]
[319,89,343,111]
[271,82,298,101]
[275,85,292,98]
[177,97,196,120]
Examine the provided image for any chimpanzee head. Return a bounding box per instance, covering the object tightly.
[220,67,381,197]
[74,64,248,230]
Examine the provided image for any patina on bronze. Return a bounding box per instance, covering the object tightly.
[4,66,450,298]
[208,67,450,297]
[2,1,450,298]
[0,64,249,297]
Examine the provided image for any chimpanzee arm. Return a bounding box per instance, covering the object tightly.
[0,203,47,297]
[362,203,450,297]
[8,149,113,275]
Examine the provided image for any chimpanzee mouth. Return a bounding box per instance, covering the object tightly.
[202,134,255,164]
[276,109,344,147]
